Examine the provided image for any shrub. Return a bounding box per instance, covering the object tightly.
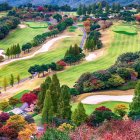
[0,112,10,122]
[87,106,120,127]
[57,60,67,67]
[57,123,74,132]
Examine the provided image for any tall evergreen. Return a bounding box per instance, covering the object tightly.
[38,76,51,109]
[57,85,71,119]
[87,5,92,15]
[77,4,82,16]
[3,77,8,91]
[72,102,87,126]
[6,48,10,59]
[92,3,96,14]
[105,4,110,13]
[82,5,87,15]
[10,74,14,87]
[42,90,54,123]
[129,82,140,116]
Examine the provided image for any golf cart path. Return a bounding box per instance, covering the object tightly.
[81,95,133,104]
[0,35,70,67]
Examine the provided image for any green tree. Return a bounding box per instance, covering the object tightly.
[9,97,20,108]
[42,90,54,123]
[130,82,140,116]
[17,74,20,84]
[72,103,87,126]
[0,101,9,111]
[105,4,110,13]
[3,77,8,91]
[82,5,87,15]
[92,3,96,14]
[77,4,83,16]
[57,85,71,119]
[87,5,92,15]
[10,74,14,87]
[6,48,10,59]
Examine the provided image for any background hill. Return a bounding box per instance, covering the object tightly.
[0,0,139,7]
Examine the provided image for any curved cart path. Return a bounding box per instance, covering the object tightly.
[0,35,70,67]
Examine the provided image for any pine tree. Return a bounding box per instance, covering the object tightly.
[129,82,140,116]
[38,76,52,110]
[3,77,8,91]
[10,74,14,87]
[57,85,71,119]
[97,2,102,14]
[112,3,116,13]
[42,90,54,123]
[77,4,83,16]
[72,102,87,126]
[82,5,87,15]
[6,48,10,59]
[105,4,110,13]
[92,3,96,14]
[17,74,20,84]
[137,5,140,13]
[87,5,92,15]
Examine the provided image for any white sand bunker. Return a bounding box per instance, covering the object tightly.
[81,95,133,104]
[19,24,27,29]
[85,53,97,61]
[0,50,5,58]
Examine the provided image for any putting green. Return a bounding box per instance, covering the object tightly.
[112,25,137,35]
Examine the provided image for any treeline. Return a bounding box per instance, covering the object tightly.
[0,16,20,40]
[21,18,73,54]
[64,44,85,64]
[84,30,103,51]
[0,3,12,11]
[3,74,20,91]
[77,2,121,16]
[6,44,21,59]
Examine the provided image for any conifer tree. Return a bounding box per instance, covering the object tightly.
[42,90,54,123]
[17,74,20,84]
[3,77,8,91]
[6,48,10,59]
[10,74,14,87]
[57,85,71,119]
[72,102,87,126]
[92,3,96,14]
[129,82,140,116]
[77,4,83,16]
[105,4,110,13]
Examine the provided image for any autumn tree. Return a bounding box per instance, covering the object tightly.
[3,77,8,91]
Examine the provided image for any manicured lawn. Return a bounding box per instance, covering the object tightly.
[0,22,47,50]
[0,29,82,86]
[68,26,77,32]
[112,25,137,35]
[25,21,48,29]
[13,90,30,99]
[57,24,140,86]
[72,101,129,115]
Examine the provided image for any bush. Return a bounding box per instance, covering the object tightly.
[0,112,10,122]
[87,106,120,127]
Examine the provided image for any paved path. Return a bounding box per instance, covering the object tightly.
[81,95,133,104]
[0,35,70,67]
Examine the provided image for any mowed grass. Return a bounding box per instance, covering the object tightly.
[0,22,47,50]
[57,24,140,87]
[112,25,137,35]
[25,21,48,29]
[0,29,82,86]
[72,101,129,115]
[0,11,7,17]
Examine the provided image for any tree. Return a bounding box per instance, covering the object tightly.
[87,5,92,15]
[17,74,20,84]
[129,82,140,116]
[105,4,110,13]
[77,4,83,16]
[9,97,20,108]
[6,48,10,59]
[114,104,128,117]
[3,77,8,91]
[92,3,96,14]
[0,101,9,111]
[72,103,87,126]
[10,74,14,87]
[42,90,54,123]
[57,85,71,119]
[0,112,10,122]
[53,14,62,22]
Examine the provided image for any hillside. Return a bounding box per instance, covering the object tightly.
[0,0,139,6]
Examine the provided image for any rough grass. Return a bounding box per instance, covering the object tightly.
[68,26,77,32]
[112,25,137,35]
[0,22,47,50]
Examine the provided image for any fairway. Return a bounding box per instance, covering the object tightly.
[0,28,82,85]
[0,22,48,50]
[112,25,137,35]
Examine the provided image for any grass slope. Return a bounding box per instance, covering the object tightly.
[58,24,140,86]
[0,22,47,50]
[0,29,82,85]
